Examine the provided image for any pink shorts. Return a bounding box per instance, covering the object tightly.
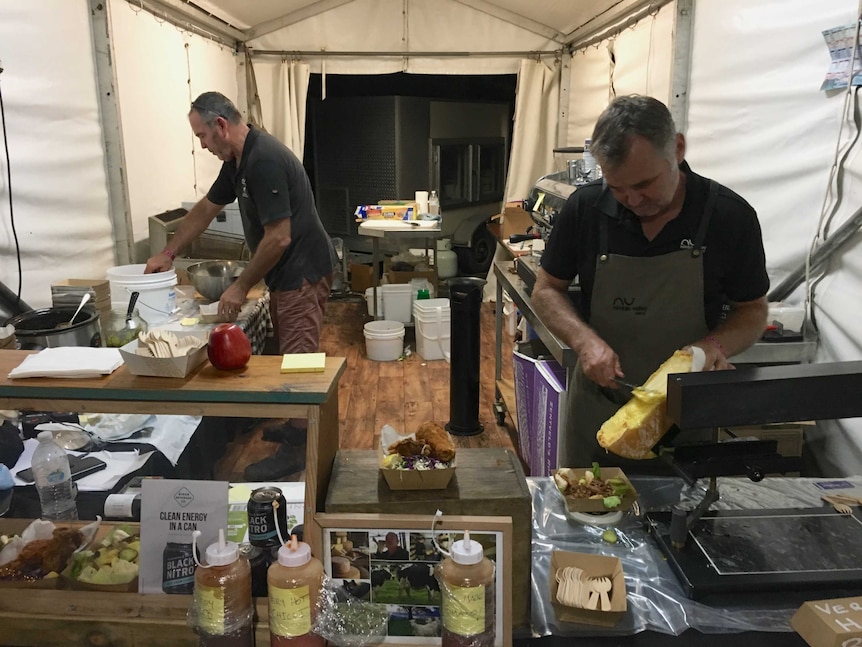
[269,274,333,354]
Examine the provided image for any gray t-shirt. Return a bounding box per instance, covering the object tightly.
[207,126,336,292]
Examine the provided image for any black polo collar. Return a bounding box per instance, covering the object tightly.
[236,125,261,174]
[595,159,694,220]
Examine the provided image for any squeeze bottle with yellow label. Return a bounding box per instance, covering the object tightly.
[435,530,495,647]
[267,534,325,647]
[191,529,254,647]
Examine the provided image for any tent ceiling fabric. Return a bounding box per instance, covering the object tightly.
[175,0,641,46]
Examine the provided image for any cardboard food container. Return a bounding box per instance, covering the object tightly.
[549,550,627,627]
[791,596,862,647]
[552,467,638,514]
[61,522,140,593]
[378,427,455,490]
[119,332,208,378]
[0,519,98,590]
[380,463,455,490]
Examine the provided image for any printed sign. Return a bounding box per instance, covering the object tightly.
[139,479,229,594]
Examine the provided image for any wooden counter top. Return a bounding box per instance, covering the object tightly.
[0,351,345,417]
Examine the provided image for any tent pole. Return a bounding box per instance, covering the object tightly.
[557,48,573,148]
[90,0,134,265]
[669,0,695,134]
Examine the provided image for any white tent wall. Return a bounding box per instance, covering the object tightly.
[0,0,113,309]
[563,3,675,173]
[3,0,862,474]
[686,0,862,476]
[109,0,237,258]
[564,0,862,475]
[245,0,558,75]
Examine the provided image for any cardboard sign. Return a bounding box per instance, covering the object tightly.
[138,479,228,594]
[792,596,862,647]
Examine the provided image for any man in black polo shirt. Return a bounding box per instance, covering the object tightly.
[146,91,338,481]
[532,95,769,470]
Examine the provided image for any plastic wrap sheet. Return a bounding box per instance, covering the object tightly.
[529,475,862,637]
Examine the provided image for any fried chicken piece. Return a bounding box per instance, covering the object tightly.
[0,527,83,580]
[416,421,456,462]
[387,437,430,457]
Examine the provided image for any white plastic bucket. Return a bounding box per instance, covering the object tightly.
[364,287,385,318]
[381,284,413,323]
[107,264,177,325]
[363,320,405,361]
[413,298,451,361]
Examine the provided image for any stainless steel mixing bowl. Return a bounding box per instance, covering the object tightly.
[185,260,248,301]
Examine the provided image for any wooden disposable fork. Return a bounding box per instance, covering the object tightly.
[822,495,853,515]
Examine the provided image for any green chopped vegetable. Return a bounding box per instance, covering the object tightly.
[603,495,621,509]
[602,528,618,544]
[591,461,602,479]
[609,479,631,497]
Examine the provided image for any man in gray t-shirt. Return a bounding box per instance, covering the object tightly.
[146,91,337,481]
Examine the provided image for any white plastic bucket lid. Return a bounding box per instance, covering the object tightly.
[107,264,177,284]
[413,298,450,313]
[363,320,405,338]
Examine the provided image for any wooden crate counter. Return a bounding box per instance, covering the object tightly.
[0,350,346,559]
[324,447,532,630]
[0,519,277,647]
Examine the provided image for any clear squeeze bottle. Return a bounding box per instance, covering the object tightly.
[435,530,496,647]
[191,529,254,647]
[31,430,77,520]
[267,534,325,646]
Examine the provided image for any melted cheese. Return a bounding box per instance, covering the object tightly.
[597,349,693,459]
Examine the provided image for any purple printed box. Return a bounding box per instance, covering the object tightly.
[513,345,567,477]
[533,360,567,478]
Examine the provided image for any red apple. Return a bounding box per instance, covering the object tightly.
[207,323,251,370]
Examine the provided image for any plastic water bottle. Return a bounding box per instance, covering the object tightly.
[31,430,77,520]
[428,190,440,217]
[583,138,601,180]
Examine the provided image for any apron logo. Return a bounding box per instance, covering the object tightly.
[680,239,707,252]
[241,177,249,198]
[612,297,648,316]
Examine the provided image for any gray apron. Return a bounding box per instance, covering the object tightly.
[559,181,719,471]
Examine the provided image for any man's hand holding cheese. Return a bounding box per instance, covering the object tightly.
[531,95,769,471]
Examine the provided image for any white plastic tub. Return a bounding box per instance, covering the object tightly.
[364,287,385,318]
[413,298,451,361]
[381,284,413,323]
[107,264,177,325]
[363,320,405,361]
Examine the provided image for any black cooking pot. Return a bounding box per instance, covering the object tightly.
[7,307,102,350]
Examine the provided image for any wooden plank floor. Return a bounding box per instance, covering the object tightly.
[214,296,518,482]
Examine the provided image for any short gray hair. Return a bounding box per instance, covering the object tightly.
[591,95,677,167]
[190,91,242,126]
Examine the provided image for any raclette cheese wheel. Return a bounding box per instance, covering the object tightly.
[596,349,694,459]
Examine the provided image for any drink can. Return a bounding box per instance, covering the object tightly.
[162,542,197,594]
[248,486,287,548]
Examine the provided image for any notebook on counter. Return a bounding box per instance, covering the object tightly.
[280,352,326,374]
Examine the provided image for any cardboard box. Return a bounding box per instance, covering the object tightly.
[490,205,535,257]
[719,423,807,457]
[513,341,566,477]
[349,263,375,294]
[791,596,862,647]
[355,201,419,220]
[549,550,626,627]
[379,465,455,490]
[119,333,208,378]
[552,467,639,514]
